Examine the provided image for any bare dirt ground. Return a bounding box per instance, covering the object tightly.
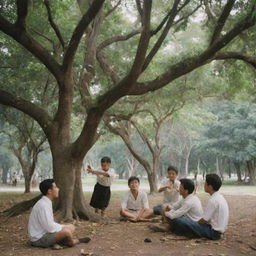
[0,192,255,256]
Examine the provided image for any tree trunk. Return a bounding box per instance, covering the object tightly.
[233,161,242,182]
[185,155,189,176]
[197,158,200,174]
[24,173,32,193]
[52,147,101,222]
[1,166,9,184]
[246,160,256,185]
[147,169,158,194]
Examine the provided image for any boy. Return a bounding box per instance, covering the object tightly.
[120,176,152,222]
[28,179,90,248]
[149,178,203,232]
[152,166,180,215]
[164,174,229,240]
[88,156,115,217]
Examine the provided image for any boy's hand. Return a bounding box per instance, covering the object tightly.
[165,205,171,211]
[87,165,93,173]
[174,184,179,191]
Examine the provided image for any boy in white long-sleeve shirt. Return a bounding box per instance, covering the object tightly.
[149,178,203,232]
[28,179,90,248]
[170,174,229,240]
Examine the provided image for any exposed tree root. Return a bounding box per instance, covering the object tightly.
[3,194,42,217]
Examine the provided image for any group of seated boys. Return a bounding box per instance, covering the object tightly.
[27,166,228,249]
[120,166,228,241]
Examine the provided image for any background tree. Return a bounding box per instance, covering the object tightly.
[0,109,46,192]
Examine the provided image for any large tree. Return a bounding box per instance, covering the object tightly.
[0,0,256,220]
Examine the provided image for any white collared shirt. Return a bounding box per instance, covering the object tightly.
[97,168,115,187]
[121,190,149,210]
[28,196,62,242]
[159,178,181,204]
[165,194,203,221]
[203,191,229,233]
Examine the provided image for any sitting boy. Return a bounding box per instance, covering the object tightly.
[165,174,229,240]
[149,178,203,232]
[120,176,152,222]
[152,166,180,215]
[28,179,90,248]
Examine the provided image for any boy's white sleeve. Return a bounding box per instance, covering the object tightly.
[142,192,149,209]
[165,201,191,220]
[108,168,115,178]
[121,192,129,209]
[171,199,182,210]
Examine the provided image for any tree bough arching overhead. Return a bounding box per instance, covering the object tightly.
[0,0,256,221]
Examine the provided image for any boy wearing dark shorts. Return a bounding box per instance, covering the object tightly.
[88,156,115,217]
[28,179,90,248]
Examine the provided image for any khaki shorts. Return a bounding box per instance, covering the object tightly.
[128,209,139,214]
[31,232,57,248]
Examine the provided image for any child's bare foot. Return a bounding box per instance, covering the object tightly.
[101,210,107,217]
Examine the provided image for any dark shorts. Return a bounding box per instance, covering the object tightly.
[31,232,57,248]
[153,204,163,215]
[90,183,111,210]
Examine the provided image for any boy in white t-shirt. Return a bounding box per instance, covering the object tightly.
[120,176,152,222]
[151,166,181,216]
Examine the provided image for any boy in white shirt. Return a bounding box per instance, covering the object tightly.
[120,176,152,222]
[28,179,90,248]
[151,166,181,215]
[159,174,229,240]
[149,178,203,232]
[88,156,115,217]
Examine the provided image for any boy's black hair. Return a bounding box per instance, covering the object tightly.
[101,156,111,163]
[128,176,140,185]
[206,173,222,191]
[167,165,178,174]
[39,179,55,195]
[180,178,195,194]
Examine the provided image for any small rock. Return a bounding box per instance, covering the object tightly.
[144,238,152,243]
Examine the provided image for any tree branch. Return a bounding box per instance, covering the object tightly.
[142,0,180,71]
[43,0,66,49]
[0,90,52,135]
[62,0,105,71]
[214,52,256,69]
[97,28,142,51]
[106,121,152,172]
[135,0,143,18]
[96,51,120,84]
[131,120,155,156]
[210,0,236,45]
[15,0,29,30]
[103,0,121,19]
[130,11,256,95]
[0,16,63,81]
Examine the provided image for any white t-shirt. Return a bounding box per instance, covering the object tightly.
[28,196,62,242]
[97,168,115,187]
[165,194,203,221]
[121,190,149,210]
[203,191,229,233]
[160,178,181,204]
